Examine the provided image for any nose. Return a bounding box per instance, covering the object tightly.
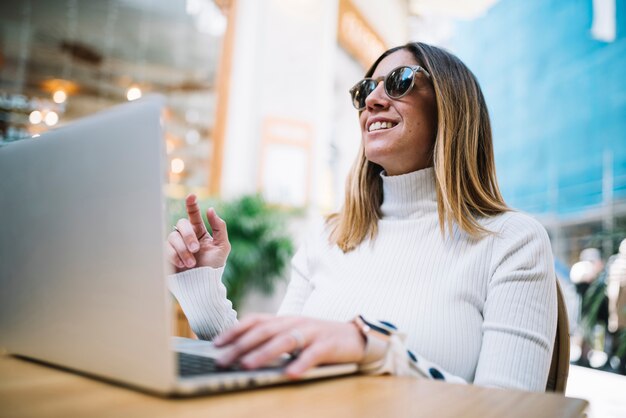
[364,81,390,110]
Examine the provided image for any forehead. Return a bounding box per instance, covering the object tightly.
[371,49,419,78]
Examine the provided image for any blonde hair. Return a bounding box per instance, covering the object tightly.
[328,42,508,252]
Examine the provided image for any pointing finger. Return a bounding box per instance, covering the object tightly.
[185,194,209,238]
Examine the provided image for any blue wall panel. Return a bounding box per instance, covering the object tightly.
[450,0,626,217]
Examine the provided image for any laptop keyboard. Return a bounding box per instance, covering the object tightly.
[178,352,244,377]
[176,351,355,392]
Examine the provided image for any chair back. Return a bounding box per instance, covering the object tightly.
[546,279,570,392]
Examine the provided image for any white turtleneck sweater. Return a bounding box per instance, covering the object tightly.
[168,168,557,391]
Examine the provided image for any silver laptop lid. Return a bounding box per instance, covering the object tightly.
[0,96,176,393]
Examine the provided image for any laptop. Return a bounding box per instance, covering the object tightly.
[0,96,357,396]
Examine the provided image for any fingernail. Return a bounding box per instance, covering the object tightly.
[185,258,195,267]
[190,242,199,252]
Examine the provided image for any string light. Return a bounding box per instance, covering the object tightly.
[29,110,43,124]
[44,111,59,126]
[126,86,142,101]
[53,90,67,104]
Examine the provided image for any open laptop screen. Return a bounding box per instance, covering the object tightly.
[0,97,177,393]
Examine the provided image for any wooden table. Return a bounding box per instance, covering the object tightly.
[0,355,588,418]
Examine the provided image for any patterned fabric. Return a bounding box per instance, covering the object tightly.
[357,317,466,385]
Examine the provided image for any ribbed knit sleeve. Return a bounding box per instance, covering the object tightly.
[167,266,237,340]
[474,214,557,390]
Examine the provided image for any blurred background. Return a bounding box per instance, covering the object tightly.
[1,0,625,414]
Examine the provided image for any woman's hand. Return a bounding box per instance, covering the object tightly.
[213,315,366,378]
[166,194,231,272]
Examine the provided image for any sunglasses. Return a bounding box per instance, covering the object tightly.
[349,65,432,111]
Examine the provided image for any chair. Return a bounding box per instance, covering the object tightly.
[546,279,570,392]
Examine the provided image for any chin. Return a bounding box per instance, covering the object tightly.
[363,152,390,171]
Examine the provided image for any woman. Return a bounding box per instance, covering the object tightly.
[167,42,557,391]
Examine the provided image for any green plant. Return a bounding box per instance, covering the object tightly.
[168,194,295,310]
[580,274,607,340]
[587,218,626,256]
[616,328,626,359]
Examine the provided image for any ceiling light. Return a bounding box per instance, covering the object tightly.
[29,110,43,124]
[171,158,185,174]
[53,90,67,104]
[44,111,59,126]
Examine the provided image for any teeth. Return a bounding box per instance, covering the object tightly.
[368,121,396,132]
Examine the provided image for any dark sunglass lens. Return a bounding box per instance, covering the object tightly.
[385,67,414,98]
[351,80,377,109]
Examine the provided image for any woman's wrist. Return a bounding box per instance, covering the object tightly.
[350,315,393,368]
[348,319,367,363]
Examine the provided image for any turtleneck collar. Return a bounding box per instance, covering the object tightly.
[379,167,437,219]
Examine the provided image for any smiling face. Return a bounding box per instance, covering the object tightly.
[359,49,437,176]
